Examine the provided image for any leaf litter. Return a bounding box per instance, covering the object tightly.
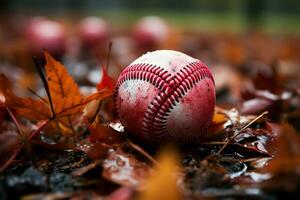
[0,33,300,200]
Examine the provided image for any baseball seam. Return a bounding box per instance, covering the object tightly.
[115,61,214,142]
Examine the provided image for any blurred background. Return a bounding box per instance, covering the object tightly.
[2,0,300,33]
[0,0,299,107]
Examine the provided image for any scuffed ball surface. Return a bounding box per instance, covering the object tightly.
[115,50,215,144]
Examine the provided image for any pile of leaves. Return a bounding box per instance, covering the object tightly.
[0,37,300,200]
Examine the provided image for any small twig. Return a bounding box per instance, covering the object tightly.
[27,88,48,103]
[33,57,55,119]
[127,140,159,167]
[105,41,113,72]
[0,148,21,173]
[5,107,23,136]
[217,111,268,155]
[202,141,227,145]
[27,119,51,141]
[71,160,102,177]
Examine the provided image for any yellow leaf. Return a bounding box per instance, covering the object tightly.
[138,147,183,200]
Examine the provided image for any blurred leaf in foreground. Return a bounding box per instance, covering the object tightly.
[261,123,300,192]
[137,146,183,200]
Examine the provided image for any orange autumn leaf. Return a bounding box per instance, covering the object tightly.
[44,50,112,118]
[44,50,81,99]
[8,98,51,121]
[55,91,112,118]
[0,52,112,123]
[211,112,228,125]
[137,147,183,200]
[0,74,51,121]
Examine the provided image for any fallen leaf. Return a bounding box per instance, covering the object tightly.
[240,98,274,115]
[97,66,115,91]
[137,147,183,200]
[0,130,21,167]
[261,123,300,192]
[207,107,256,141]
[89,122,123,145]
[45,50,112,116]
[0,74,51,120]
[1,52,112,126]
[78,141,109,160]
[211,111,228,125]
[102,148,150,188]
[44,50,81,99]
[55,91,112,117]
[207,110,229,139]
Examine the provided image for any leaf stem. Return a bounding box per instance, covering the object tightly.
[0,148,20,173]
[105,41,112,72]
[5,107,23,136]
[27,88,48,103]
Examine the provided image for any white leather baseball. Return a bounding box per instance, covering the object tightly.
[115,50,215,144]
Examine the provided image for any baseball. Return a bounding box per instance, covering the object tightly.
[115,50,215,144]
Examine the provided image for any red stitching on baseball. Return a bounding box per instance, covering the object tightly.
[142,61,214,141]
[115,61,214,141]
[116,63,171,92]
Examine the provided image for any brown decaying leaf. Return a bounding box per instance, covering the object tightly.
[78,142,109,160]
[0,52,113,172]
[0,130,21,166]
[89,122,123,145]
[207,107,257,141]
[261,123,300,192]
[102,147,150,188]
